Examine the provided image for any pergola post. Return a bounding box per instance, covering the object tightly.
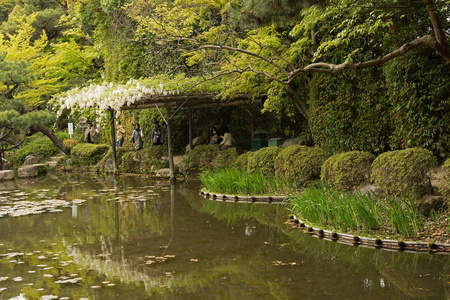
[188,109,193,152]
[110,110,117,173]
[166,107,175,181]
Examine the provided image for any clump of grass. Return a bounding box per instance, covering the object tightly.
[200,169,294,196]
[289,185,424,237]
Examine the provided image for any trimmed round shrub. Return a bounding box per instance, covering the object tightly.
[234,151,254,171]
[184,145,219,175]
[274,145,328,186]
[212,149,239,170]
[71,143,110,166]
[248,147,282,176]
[438,158,450,201]
[371,148,437,199]
[321,150,375,191]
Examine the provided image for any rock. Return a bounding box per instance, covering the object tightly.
[417,195,447,217]
[23,155,40,166]
[104,158,115,172]
[178,160,187,175]
[185,136,205,154]
[0,170,15,181]
[355,183,382,197]
[18,164,48,178]
[65,158,73,166]
[156,168,171,177]
[281,137,304,148]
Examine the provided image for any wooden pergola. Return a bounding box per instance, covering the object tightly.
[108,92,265,180]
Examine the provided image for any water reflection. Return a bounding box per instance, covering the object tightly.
[0,174,449,299]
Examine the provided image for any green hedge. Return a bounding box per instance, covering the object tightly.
[321,150,375,191]
[71,143,110,167]
[371,148,437,199]
[184,145,219,175]
[248,147,282,176]
[212,149,239,170]
[234,151,254,171]
[274,145,328,186]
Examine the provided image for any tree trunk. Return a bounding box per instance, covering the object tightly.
[31,125,68,155]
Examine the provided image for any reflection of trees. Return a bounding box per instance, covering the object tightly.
[2,175,450,299]
[200,200,287,227]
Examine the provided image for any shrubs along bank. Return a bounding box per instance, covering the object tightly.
[197,145,450,243]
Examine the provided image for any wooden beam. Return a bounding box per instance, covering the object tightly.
[110,111,117,173]
[166,107,175,181]
[188,109,193,153]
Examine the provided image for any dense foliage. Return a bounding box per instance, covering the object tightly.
[1,0,449,170]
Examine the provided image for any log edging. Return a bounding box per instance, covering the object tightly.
[199,190,286,204]
[289,217,450,254]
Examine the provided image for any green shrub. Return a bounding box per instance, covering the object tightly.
[57,155,70,165]
[98,147,129,170]
[234,151,253,171]
[439,159,450,201]
[71,143,110,166]
[144,144,167,159]
[119,150,145,173]
[184,145,219,175]
[212,149,239,170]
[248,147,282,176]
[63,139,78,152]
[13,133,59,166]
[321,150,375,191]
[274,145,328,186]
[371,148,437,199]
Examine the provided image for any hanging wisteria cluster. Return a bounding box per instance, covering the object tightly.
[53,79,180,122]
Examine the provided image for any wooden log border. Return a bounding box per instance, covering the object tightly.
[289,217,450,254]
[200,190,286,204]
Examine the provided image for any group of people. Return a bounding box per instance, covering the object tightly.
[129,120,164,151]
[209,126,233,150]
[84,120,164,151]
[85,120,233,151]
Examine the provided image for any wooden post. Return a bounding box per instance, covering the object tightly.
[166,107,175,181]
[188,109,193,153]
[110,110,117,173]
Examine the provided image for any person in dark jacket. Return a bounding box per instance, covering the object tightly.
[151,120,164,146]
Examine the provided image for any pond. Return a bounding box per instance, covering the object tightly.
[0,173,449,300]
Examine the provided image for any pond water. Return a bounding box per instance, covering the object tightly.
[0,173,449,300]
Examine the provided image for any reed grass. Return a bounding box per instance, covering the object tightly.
[200,169,294,196]
[289,185,424,237]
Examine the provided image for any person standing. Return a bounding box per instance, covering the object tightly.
[116,121,126,147]
[131,123,143,150]
[151,120,164,146]
[85,121,95,144]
